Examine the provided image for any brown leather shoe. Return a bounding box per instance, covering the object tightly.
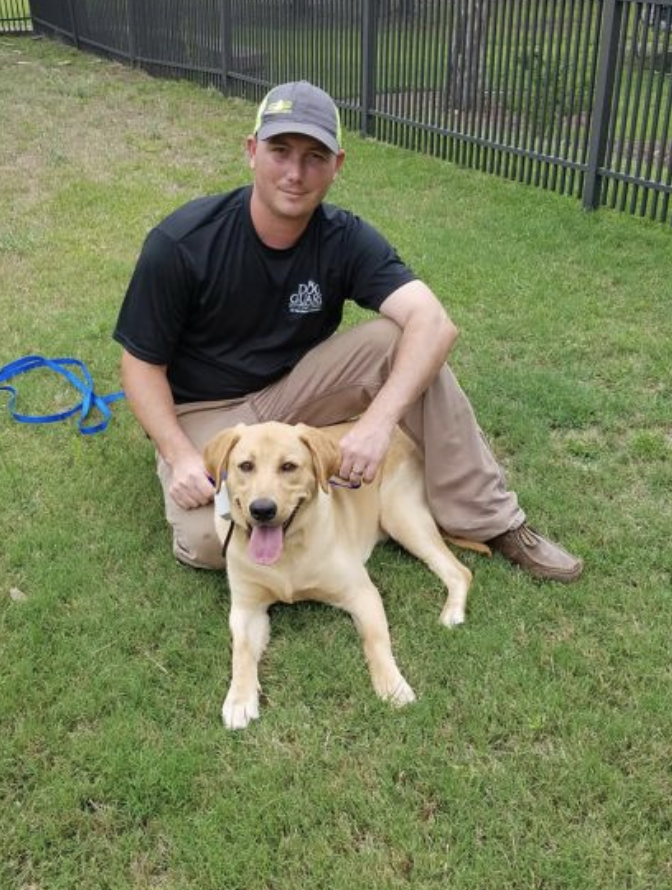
[487,523,583,583]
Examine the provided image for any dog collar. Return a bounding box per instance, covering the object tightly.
[208,472,232,519]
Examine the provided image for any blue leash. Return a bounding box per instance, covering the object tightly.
[0,355,124,435]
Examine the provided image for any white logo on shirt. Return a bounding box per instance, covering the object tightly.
[289,280,323,314]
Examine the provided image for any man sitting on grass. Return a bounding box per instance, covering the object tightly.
[113,80,582,583]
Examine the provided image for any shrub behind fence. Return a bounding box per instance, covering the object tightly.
[0,0,31,32]
[23,0,672,225]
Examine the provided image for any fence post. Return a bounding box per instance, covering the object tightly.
[361,0,377,138]
[125,0,137,65]
[582,0,623,210]
[220,0,232,95]
[65,0,80,48]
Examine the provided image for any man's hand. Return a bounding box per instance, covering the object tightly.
[168,452,215,510]
[121,352,215,510]
[338,417,395,484]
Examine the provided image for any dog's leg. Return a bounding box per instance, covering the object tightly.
[337,581,416,706]
[382,507,472,628]
[223,603,270,730]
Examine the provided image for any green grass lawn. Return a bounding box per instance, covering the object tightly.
[1,36,671,890]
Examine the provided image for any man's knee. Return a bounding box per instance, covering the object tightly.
[354,317,402,356]
[173,526,226,570]
[328,317,401,383]
[170,504,226,570]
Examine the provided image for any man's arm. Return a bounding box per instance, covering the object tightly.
[121,350,214,509]
[338,280,457,482]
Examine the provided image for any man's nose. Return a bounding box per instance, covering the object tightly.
[285,154,303,179]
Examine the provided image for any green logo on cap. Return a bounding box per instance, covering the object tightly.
[266,99,293,115]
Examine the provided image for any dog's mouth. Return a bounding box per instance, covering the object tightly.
[245,500,304,566]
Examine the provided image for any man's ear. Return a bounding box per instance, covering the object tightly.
[246,135,257,169]
[203,425,245,491]
[297,424,341,494]
[334,148,346,176]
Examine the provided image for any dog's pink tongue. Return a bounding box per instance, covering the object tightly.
[248,525,284,565]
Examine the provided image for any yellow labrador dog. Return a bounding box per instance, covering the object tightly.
[204,421,472,730]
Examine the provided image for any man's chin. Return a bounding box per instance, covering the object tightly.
[277,197,314,217]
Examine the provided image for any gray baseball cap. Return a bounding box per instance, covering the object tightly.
[254,81,342,154]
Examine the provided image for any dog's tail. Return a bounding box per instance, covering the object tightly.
[444,536,492,557]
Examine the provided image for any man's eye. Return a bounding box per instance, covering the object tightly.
[281,462,297,473]
[239,461,254,473]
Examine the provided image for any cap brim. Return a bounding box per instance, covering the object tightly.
[256,121,339,154]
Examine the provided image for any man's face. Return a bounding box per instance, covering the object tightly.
[248,133,345,224]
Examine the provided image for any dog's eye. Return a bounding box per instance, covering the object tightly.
[238,461,254,473]
[281,462,297,473]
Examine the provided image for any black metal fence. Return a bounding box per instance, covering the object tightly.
[22,0,672,224]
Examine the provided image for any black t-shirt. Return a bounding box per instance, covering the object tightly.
[113,186,417,402]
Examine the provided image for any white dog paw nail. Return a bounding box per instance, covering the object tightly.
[390,679,416,707]
[440,609,466,627]
[222,696,259,730]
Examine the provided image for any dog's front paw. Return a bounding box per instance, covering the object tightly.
[389,676,416,707]
[222,689,260,730]
[376,674,416,707]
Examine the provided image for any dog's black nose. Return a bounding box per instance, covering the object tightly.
[249,498,277,523]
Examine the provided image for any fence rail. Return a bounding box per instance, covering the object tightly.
[18,0,672,225]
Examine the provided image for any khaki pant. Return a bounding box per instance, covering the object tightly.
[156,318,524,569]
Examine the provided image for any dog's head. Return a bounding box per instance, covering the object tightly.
[203,422,341,566]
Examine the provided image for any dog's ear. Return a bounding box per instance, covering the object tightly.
[203,425,244,491]
[297,425,342,494]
